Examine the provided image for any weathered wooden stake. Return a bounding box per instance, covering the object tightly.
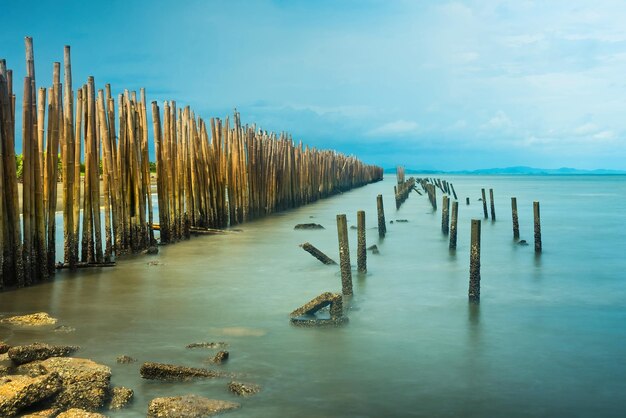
[357,210,366,273]
[533,201,541,253]
[441,195,449,235]
[489,188,496,221]
[449,201,458,250]
[511,197,519,239]
[450,183,458,200]
[468,219,481,302]
[336,214,353,295]
[376,194,386,238]
[300,242,336,265]
[481,188,488,219]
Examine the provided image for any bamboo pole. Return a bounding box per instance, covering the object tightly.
[0,62,23,287]
[22,76,33,285]
[63,45,76,268]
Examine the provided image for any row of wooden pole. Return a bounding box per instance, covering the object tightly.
[0,38,383,291]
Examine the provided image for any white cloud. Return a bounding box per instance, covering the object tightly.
[483,110,512,130]
[501,34,544,47]
[593,130,616,141]
[573,123,599,136]
[368,120,419,136]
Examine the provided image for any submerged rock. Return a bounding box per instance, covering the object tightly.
[140,362,224,381]
[144,246,159,255]
[147,394,240,418]
[40,357,111,411]
[0,372,62,417]
[186,342,228,349]
[367,244,380,255]
[294,223,324,230]
[518,240,529,246]
[107,386,134,410]
[1,313,57,326]
[395,219,409,223]
[210,351,229,365]
[53,325,76,334]
[116,355,137,364]
[8,343,79,365]
[56,409,107,418]
[290,317,349,327]
[228,381,261,397]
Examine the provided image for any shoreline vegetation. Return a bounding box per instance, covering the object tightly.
[0,37,383,292]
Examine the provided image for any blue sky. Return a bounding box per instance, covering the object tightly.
[2,0,626,170]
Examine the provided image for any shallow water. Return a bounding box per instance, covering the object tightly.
[2,175,626,417]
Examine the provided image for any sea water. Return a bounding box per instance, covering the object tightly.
[1,175,625,417]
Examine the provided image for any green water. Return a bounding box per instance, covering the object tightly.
[1,175,625,417]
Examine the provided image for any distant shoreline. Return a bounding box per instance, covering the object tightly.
[384,167,626,176]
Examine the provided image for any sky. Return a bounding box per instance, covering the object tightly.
[2,0,626,170]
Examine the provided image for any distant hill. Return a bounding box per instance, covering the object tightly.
[384,166,626,175]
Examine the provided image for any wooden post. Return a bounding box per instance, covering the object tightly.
[469,219,481,302]
[450,183,458,200]
[449,201,458,250]
[357,210,366,273]
[441,195,449,235]
[376,194,386,238]
[466,197,470,205]
[489,188,496,221]
[481,188,488,219]
[511,197,519,239]
[336,214,353,295]
[533,201,541,253]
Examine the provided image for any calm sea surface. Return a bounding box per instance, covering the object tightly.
[1,175,625,417]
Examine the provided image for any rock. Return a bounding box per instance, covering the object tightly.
[518,240,529,246]
[228,381,260,397]
[290,292,343,319]
[186,342,227,349]
[56,409,107,418]
[107,386,134,410]
[0,372,62,417]
[0,341,10,354]
[349,225,357,230]
[115,355,137,364]
[147,394,240,418]
[15,361,48,377]
[8,343,79,365]
[389,220,393,224]
[1,312,57,326]
[294,223,324,230]
[367,244,378,251]
[0,364,11,377]
[21,408,59,417]
[39,357,111,411]
[140,362,224,380]
[210,351,229,364]
[395,219,409,223]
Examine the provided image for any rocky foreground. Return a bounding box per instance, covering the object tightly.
[0,313,260,417]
